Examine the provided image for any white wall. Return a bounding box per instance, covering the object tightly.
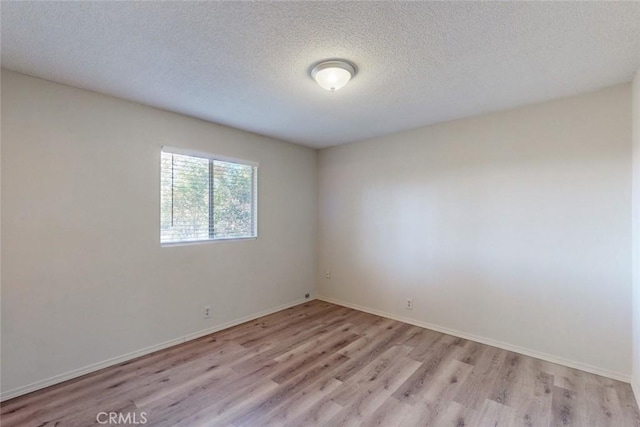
[632,69,640,398]
[0,70,317,397]
[1,69,635,399]
[318,84,633,379]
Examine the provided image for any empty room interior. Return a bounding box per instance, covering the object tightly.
[2,2,640,426]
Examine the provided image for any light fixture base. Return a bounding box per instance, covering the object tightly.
[311,60,357,91]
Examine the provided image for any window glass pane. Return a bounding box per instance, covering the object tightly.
[161,152,210,243]
[213,160,254,239]
[160,149,257,244]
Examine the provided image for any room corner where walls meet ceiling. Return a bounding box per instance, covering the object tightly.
[1,1,640,148]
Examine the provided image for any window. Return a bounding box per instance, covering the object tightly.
[160,147,257,244]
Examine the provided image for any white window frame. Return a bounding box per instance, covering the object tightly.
[160,146,258,246]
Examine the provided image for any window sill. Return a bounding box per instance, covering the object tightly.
[161,236,258,247]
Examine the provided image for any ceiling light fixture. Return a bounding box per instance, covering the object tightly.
[311,60,356,92]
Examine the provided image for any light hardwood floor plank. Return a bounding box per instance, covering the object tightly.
[2,300,638,426]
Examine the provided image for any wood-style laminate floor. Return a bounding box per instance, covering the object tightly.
[2,300,639,426]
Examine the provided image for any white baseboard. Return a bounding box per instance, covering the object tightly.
[317,295,631,383]
[632,374,640,407]
[4,295,629,401]
[0,297,311,402]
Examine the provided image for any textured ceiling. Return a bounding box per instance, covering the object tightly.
[2,2,640,148]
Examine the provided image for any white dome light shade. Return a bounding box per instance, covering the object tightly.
[311,60,356,92]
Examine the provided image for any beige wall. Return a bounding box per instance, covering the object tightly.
[0,70,317,397]
[632,69,640,398]
[318,84,633,379]
[1,68,635,398]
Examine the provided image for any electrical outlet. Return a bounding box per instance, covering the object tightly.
[325,271,331,279]
[305,293,310,299]
[203,305,211,319]
[405,298,413,310]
